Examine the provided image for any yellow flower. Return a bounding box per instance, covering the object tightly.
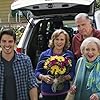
[68,59,72,67]
[50,65,59,75]
[59,66,66,75]
[43,55,72,77]
[50,56,57,60]
[44,65,48,69]
[56,56,65,62]
[44,60,50,66]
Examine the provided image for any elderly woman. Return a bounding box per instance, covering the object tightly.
[69,37,100,100]
[35,29,75,100]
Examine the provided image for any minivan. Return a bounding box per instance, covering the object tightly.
[11,0,97,69]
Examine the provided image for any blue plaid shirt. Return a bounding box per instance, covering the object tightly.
[0,52,38,100]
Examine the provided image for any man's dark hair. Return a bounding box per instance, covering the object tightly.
[0,28,16,41]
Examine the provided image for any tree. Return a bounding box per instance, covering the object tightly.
[96,0,100,10]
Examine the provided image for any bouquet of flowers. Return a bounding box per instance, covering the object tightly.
[44,55,72,77]
[43,55,72,92]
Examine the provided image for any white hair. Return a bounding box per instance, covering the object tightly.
[80,37,100,54]
[75,13,89,20]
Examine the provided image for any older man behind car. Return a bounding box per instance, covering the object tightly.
[72,13,100,60]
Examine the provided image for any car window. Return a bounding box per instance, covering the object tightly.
[25,19,76,68]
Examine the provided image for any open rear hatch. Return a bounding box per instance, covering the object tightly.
[11,0,95,19]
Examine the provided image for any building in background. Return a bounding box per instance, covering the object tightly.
[0,0,26,42]
[0,0,13,23]
[0,0,26,26]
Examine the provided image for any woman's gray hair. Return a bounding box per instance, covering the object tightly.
[80,37,100,54]
[48,29,70,50]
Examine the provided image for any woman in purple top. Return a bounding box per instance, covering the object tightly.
[35,29,75,100]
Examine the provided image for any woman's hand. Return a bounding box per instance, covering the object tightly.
[56,75,71,83]
[69,85,76,94]
[39,74,53,84]
[90,93,99,100]
[64,74,71,81]
[57,76,65,83]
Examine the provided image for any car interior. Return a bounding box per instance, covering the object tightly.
[26,17,75,68]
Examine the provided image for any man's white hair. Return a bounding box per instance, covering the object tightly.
[75,13,89,20]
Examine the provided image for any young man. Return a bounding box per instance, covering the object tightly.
[72,13,100,60]
[0,28,38,100]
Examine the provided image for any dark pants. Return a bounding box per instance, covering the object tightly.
[42,93,67,100]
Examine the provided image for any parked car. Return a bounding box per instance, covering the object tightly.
[11,0,96,69]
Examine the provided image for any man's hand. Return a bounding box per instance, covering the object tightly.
[29,88,38,100]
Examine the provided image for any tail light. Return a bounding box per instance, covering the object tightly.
[16,48,23,53]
